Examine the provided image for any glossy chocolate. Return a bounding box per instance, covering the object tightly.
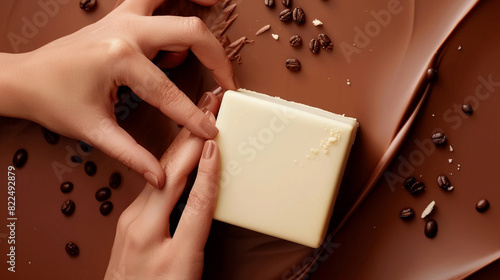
[1,0,499,279]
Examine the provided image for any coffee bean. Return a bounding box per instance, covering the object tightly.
[426,68,437,81]
[437,175,453,191]
[65,242,79,256]
[79,0,97,11]
[285,58,301,72]
[60,182,74,194]
[399,208,414,220]
[264,0,274,7]
[84,161,97,176]
[318,33,333,51]
[424,219,438,238]
[61,200,76,216]
[42,127,59,145]
[462,104,473,115]
[289,35,302,47]
[403,177,416,191]
[71,155,82,163]
[95,187,111,202]
[12,149,28,168]
[309,39,320,54]
[409,181,426,195]
[476,199,490,213]
[292,7,305,24]
[100,201,113,216]
[431,132,446,145]
[279,9,292,22]
[78,141,93,153]
[109,172,122,189]
[282,0,291,7]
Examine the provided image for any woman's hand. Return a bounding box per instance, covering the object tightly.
[0,0,234,188]
[105,91,222,280]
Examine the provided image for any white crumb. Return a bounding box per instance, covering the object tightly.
[271,34,279,40]
[421,201,436,219]
[312,19,323,26]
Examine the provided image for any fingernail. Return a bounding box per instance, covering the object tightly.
[197,93,210,109]
[144,172,159,188]
[203,140,216,159]
[203,108,216,123]
[202,108,218,138]
[212,86,223,96]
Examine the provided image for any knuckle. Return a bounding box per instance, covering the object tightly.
[184,16,210,40]
[100,37,136,61]
[110,147,134,170]
[159,82,182,106]
[122,219,147,249]
[186,189,213,215]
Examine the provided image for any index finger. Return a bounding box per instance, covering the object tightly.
[135,16,236,90]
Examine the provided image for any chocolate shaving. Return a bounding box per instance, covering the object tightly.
[255,24,271,36]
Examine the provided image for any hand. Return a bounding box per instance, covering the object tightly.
[0,0,234,188]
[105,91,221,280]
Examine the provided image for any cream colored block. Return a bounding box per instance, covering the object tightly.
[214,89,358,248]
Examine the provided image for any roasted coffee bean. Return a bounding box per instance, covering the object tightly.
[462,104,473,115]
[424,219,438,238]
[95,187,111,202]
[309,39,320,54]
[84,161,97,176]
[12,149,28,168]
[403,177,416,191]
[282,0,291,7]
[410,181,426,195]
[42,127,59,144]
[71,155,83,163]
[65,242,79,256]
[78,141,93,153]
[431,132,446,145]
[60,182,74,194]
[476,199,490,213]
[292,7,305,24]
[318,33,333,51]
[285,58,301,72]
[109,172,122,189]
[279,9,292,21]
[264,0,274,7]
[437,175,453,191]
[61,200,76,216]
[79,0,97,11]
[100,201,113,216]
[426,68,437,81]
[399,208,414,220]
[289,35,302,47]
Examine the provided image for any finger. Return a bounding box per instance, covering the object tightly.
[126,91,220,238]
[154,50,189,69]
[173,140,220,252]
[133,133,206,238]
[119,53,219,139]
[84,117,165,189]
[135,16,236,91]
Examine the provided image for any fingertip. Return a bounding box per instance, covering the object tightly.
[144,169,166,189]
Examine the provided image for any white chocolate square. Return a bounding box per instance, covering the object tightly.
[214,89,358,248]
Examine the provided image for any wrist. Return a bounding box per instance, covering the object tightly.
[0,52,36,120]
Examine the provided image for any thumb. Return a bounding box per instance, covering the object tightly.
[85,117,165,189]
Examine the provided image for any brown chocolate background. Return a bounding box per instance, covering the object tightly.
[1,0,499,279]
